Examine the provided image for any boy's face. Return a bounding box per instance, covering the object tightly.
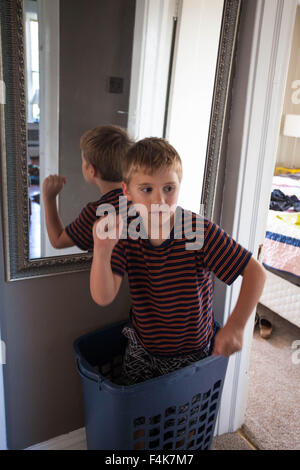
[122,167,181,230]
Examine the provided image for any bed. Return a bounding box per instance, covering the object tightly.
[259,168,300,329]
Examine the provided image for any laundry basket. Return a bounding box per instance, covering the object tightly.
[73,320,228,451]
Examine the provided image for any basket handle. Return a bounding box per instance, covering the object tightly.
[75,357,103,386]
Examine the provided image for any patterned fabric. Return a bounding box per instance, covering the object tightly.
[111,210,252,356]
[119,324,216,385]
[65,188,124,251]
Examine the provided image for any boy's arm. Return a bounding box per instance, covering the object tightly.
[90,247,123,306]
[42,175,74,249]
[90,217,123,306]
[212,257,266,357]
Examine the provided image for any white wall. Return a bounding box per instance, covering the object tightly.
[167,0,224,214]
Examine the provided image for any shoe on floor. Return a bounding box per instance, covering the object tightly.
[259,317,272,339]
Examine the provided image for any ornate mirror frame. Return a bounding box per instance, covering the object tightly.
[0,0,242,281]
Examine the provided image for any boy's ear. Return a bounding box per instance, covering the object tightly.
[89,164,97,177]
[121,181,132,201]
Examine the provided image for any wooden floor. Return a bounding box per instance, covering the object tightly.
[26,427,254,451]
[26,428,88,451]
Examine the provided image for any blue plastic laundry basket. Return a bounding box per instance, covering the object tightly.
[73,320,228,451]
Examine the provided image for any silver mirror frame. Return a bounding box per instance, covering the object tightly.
[0,0,242,281]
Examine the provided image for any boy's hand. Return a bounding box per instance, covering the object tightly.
[93,214,124,254]
[43,175,66,200]
[212,323,244,357]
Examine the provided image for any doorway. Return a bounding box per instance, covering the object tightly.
[243,8,300,446]
[218,0,300,448]
[214,0,300,437]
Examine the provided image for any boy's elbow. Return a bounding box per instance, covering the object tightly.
[244,257,266,284]
[51,240,66,250]
[92,295,113,307]
[50,230,74,249]
[90,274,122,307]
[50,239,61,249]
[260,263,267,284]
[255,258,267,283]
[90,288,116,307]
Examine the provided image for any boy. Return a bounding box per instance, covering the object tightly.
[42,125,133,251]
[90,138,266,384]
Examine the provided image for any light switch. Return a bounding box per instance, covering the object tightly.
[109,77,124,94]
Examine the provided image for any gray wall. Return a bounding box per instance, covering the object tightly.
[0,195,131,448]
[59,0,136,224]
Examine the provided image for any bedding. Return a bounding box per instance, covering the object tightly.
[259,270,300,328]
[262,172,300,278]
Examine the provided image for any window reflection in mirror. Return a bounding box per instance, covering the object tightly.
[25,0,41,258]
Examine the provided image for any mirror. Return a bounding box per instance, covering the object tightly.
[0,0,241,280]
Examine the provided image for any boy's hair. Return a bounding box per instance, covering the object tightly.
[80,125,133,182]
[122,137,182,183]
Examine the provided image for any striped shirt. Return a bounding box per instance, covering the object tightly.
[65,188,124,251]
[111,210,252,356]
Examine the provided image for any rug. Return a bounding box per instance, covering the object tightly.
[243,305,300,450]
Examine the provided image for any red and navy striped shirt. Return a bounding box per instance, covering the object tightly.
[65,188,124,251]
[111,210,252,356]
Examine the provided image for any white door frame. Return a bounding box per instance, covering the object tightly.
[216,0,297,434]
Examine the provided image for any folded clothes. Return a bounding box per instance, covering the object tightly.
[270,189,300,211]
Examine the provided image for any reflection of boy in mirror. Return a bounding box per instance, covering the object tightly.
[42,125,133,251]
